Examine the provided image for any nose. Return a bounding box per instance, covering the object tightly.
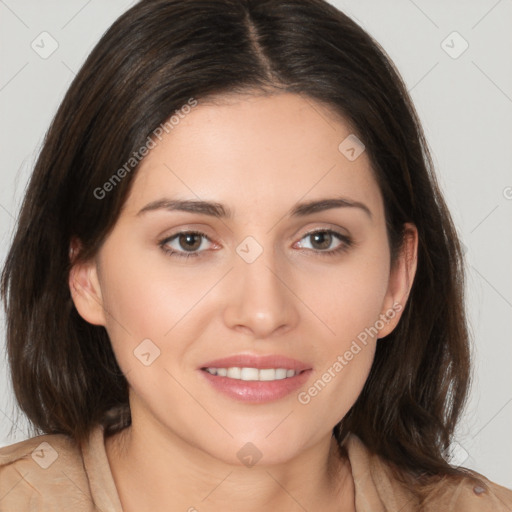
[222,245,300,339]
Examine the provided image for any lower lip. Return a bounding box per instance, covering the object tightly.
[200,369,312,403]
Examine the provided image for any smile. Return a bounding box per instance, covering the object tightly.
[203,367,300,381]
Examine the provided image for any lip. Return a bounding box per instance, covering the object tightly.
[198,354,312,403]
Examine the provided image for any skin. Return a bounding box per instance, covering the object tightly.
[70,91,418,511]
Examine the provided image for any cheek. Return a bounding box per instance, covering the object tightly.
[98,238,207,339]
[96,236,230,383]
[297,237,390,411]
[298,269,384,426]
[309,244,391,344]
[298,343,376,431]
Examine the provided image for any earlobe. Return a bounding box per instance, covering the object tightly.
[377,223,418,339]
[68,244,107,326]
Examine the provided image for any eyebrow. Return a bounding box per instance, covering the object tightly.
[136,196,372,220]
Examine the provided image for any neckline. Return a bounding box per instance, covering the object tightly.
[81,424,124,512]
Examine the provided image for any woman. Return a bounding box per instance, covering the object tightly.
[1,0,511,510]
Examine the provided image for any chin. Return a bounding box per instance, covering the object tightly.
[207,428,319,468]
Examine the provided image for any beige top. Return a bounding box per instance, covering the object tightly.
[1,425,511,511]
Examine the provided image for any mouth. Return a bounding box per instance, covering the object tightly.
[202,367,303,381]
[198,354,312,403]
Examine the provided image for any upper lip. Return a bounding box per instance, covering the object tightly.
[200,354,311,372]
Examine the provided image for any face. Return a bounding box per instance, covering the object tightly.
[70,91,416,466]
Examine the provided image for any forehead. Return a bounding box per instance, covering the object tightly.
[122,92,383,220]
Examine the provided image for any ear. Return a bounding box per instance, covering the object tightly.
[68,238,107,326]
[377,223,418,339]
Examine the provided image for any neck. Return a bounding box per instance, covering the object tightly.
[105,417,355,512]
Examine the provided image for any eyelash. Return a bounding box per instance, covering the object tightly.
[158,229,353,260]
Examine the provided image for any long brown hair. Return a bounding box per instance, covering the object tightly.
[1,0,472,487]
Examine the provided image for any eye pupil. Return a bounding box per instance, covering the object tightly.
[179,233,201,251]
[311,231,331,249]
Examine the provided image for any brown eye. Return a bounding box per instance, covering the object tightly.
[309,231,333,250]
[295,229,353,257]
[159,231,213,259]
[177,233,203,251]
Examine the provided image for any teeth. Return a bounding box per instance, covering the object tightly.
[204,367,299,381]
[240,367,259,380]
[275,368,287,380]
[227,367,241,379]
[259,368,277,381]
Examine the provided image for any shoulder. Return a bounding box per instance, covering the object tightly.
[421,474,512,511]
[0,432,94,511]
[344,434,512,512]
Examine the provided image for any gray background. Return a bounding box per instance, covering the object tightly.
[1,0,511,487]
